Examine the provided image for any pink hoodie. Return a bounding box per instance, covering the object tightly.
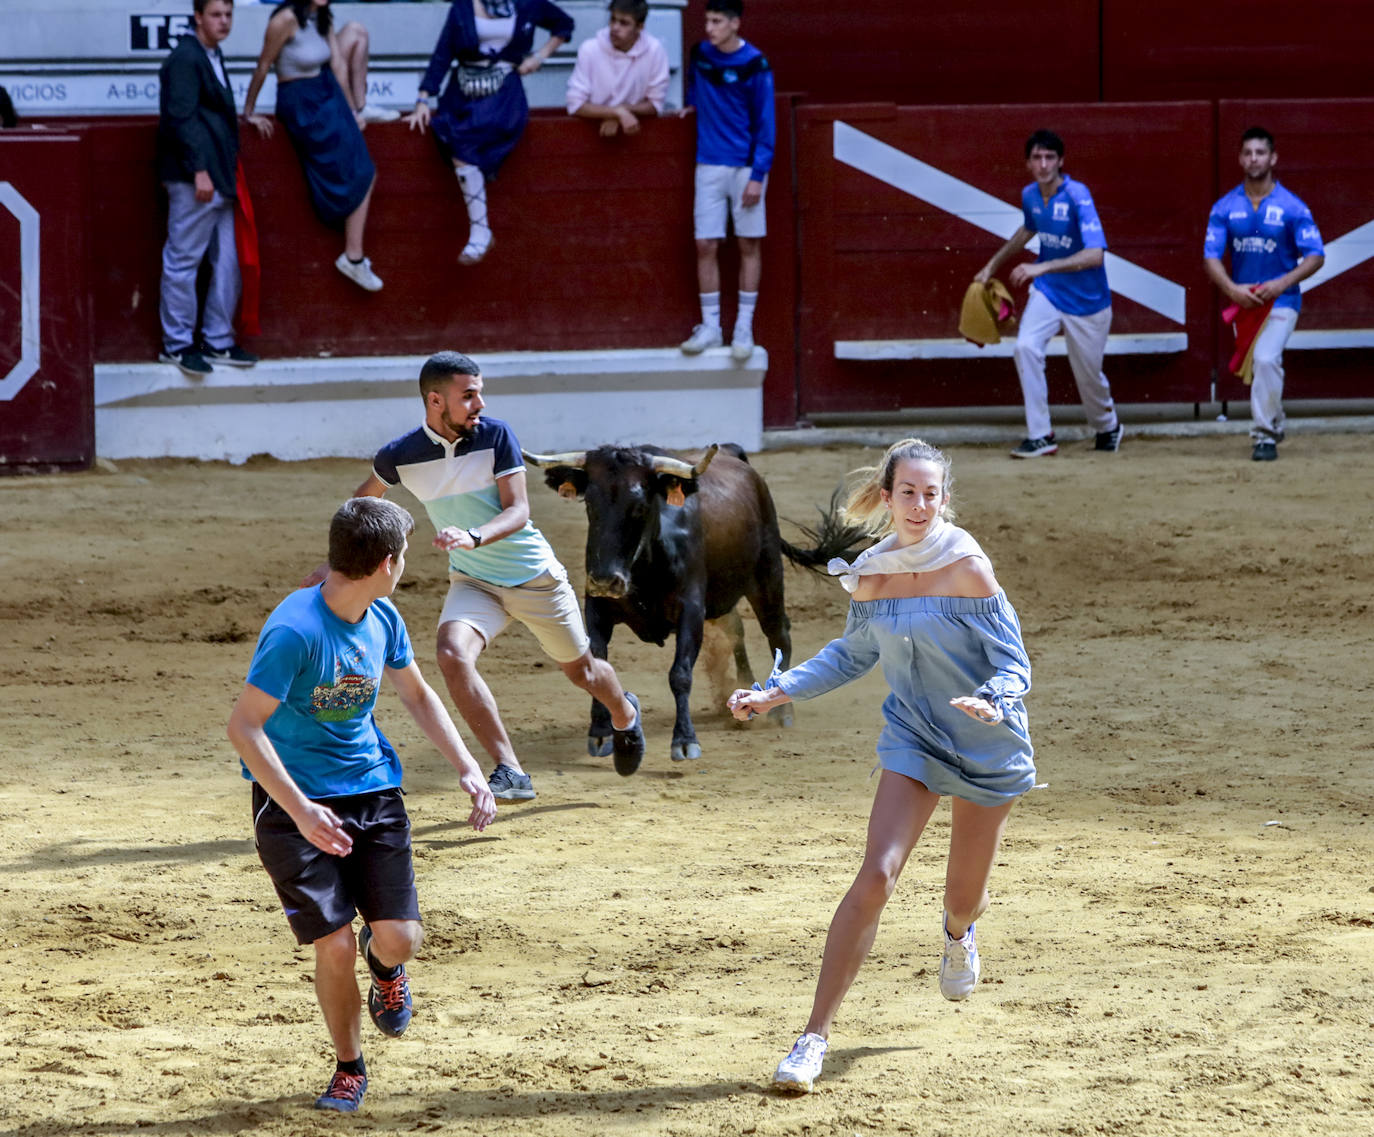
[565,26,670,114]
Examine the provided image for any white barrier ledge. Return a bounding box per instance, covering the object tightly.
[834,332,1188,361]
[1288,329,1374,350]
[95,347,766,464]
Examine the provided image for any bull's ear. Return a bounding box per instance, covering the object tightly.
[543,467,588,501]
[655,474,700,506]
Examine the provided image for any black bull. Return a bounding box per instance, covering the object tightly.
[524,442,859,763]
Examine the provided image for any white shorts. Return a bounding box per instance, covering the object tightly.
[439,564,589,664]
[694,164,767,240]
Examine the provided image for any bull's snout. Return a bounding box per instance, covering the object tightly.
[586,572,630,600]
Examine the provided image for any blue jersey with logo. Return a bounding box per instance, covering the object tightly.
[244,587,413,799]
[685,40,775,180]
[1204,182,1324,312]
[1021,175,1111,316]
[373,416,558,588]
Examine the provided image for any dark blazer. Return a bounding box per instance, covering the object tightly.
[157,33,239,198]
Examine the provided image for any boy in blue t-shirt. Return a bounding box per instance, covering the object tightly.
[974,129,1123,459]
[678,0,774,362]
[228,496,495,1114]
[1203,126,1325,461]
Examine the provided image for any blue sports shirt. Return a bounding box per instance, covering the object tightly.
[685,40,775,181]
[243,587,413,799]
[1021,175,1111,316]
[1204,182,1324,312]
[373,417,558,588]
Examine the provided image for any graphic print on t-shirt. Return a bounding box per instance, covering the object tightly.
[311,645,376,722]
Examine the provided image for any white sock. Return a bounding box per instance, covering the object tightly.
[455,165,491,259]
[699,291,721,330]
[735,290,758,338]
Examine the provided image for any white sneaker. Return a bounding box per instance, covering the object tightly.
[459,227,493,266]
[359,103,401,124]
[680,324,723,354]
[730,330,754,361]
[335,253,384,292]
[939,919,980,1001]
[773,1032,827,1093]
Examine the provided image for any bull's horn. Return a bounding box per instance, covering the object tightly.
[649,443,719,480]
[522,449,588,468]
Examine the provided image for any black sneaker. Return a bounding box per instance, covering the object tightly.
[358,925,412,1038]
[612,691,646,777]
[1095,423,1124,452]
[315,1069,367,1112]
[487,763,536,800]
[159,347,212,377]
[1010,435,1058,459]
[202,343,259,368]
[1252,441,1278,462]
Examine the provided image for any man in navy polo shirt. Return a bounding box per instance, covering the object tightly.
[334,351,646,802]
[974,129,1123,459]
[1204,126,1325,462]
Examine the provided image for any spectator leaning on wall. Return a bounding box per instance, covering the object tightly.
[565,0,669,137]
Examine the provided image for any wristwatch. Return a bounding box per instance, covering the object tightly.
[467,528,483,548]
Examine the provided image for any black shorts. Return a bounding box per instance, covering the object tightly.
[251,783,421,945]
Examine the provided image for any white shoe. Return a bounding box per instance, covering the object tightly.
[459,227,493,266]
[335,253,383,292]
[773,1032,827,1093]
[359,103,401,124]
[730,330,754,361]
[939,918,980,1001]
[680,324,723,354]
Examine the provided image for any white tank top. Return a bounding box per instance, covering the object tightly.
[474,13,516,57]
[277,13,332,82]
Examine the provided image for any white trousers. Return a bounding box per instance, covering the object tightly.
[1249,306,1298,442]
[1013,288,1117,440]
[160,181,240,354]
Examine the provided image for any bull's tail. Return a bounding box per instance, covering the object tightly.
[780,488,871,573]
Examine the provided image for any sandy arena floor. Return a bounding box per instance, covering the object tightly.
[2,433,1372,1136]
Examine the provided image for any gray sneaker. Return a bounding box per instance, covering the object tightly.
[487,763,535,801]
[730,330,755,361]
[939,918,980,1000]
[680,323,723,354]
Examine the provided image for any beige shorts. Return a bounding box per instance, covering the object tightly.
[694,164,768,240]
[439,565,589,664]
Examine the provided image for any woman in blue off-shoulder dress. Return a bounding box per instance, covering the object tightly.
[727,438,1037,1095]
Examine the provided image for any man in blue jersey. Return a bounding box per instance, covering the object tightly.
[1204,126,1325,461]
[344,350,646,801]
[228,497,496,1114]
[678,0,774,362]
[974,129,1123,459]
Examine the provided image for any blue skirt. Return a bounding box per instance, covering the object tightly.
[432,69,529,177]
[275,70,376,227]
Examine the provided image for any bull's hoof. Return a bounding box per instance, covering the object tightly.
[588,734,612,758]
[769,704,795,728]
[670,741,702,762]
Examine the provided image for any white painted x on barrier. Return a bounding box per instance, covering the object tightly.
[0,181,41,401]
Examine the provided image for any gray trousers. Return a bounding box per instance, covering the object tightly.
[159,181,240,354]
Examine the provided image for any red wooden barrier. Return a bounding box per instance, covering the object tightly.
[1103,1,1374,102]
[793,102,1216,419]
[0,133,93,472]
[80,98,799,427]
[680,0,1101,106]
